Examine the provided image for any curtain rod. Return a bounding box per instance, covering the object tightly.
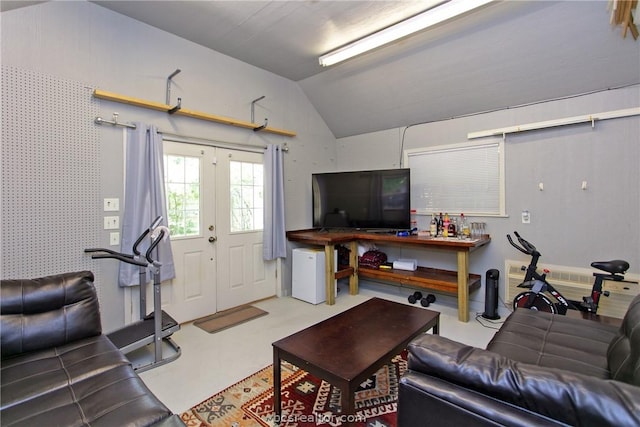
[94,116,288,153]
[159,131,289,153]
[94,115,136,129]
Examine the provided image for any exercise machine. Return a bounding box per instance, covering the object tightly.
[507,231,633,315]
[85,216,181,372]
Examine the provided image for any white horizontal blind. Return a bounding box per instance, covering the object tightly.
[406,141,504,215]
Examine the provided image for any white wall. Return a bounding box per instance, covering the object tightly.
[1,1,336,331]
[338,86,640,307]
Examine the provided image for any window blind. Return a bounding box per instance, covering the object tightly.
[406,141,505,216]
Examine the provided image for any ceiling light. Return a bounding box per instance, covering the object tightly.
[319,0,495,67]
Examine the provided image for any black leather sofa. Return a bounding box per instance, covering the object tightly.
[1,271,184,427]
[398,293,640,427]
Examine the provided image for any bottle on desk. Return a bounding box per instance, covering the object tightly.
[410,209,417,231]
[448,217,457,237]
[443,213,450,237]
[430,214,437,237]
[460,213,470,239]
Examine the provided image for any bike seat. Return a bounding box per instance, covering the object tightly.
[591,260,629,274]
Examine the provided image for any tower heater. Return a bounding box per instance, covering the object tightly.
[482,269,500,320]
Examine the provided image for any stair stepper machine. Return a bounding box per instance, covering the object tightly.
[85,216,181,372]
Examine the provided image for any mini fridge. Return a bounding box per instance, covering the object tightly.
[292,248,337,304]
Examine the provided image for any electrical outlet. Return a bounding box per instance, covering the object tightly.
[521,210,531,224]
[104,216,119,230]
[104,198,119,211]
[110,232,120,246]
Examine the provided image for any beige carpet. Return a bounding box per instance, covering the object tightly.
[193,305,268,334]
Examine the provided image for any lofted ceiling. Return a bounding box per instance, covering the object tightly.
[4,1,639,138]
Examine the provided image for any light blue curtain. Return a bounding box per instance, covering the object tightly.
[263,144,286,260]
[118,123,176,286]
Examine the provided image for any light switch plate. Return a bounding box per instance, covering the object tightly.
[110,232,120,246]
[104,216,119,229]
[104,198,119,211]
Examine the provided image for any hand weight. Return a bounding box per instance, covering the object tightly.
[420,294,436,307]
[408,291,423,304]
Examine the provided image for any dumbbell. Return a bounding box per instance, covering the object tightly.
[408,291,423,304]
[420,294,436,307]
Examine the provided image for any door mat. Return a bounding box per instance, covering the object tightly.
[193,305,268,334]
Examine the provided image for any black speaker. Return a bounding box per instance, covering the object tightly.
[483,269,500,320]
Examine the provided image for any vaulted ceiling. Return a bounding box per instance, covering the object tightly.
[4,1,640,138]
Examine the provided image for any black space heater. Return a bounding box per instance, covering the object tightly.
[482,269,501,320]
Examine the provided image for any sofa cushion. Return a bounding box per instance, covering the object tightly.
[1,271,101,358]
[1,334,173,426]
[407,334,640,427]
[1,335,130,410]
[486,308,619,379]
[2,363,173,427]
[607,293,640,385]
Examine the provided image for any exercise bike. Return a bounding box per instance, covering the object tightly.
[85,216,181,372]
[507,231,631,315]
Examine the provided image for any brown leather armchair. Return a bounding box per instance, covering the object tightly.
[398,294,640,426]
[1,271,184,427]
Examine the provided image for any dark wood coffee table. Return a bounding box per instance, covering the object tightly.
[272,297,439,425]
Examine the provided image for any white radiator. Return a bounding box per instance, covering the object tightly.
[505,259,639,319]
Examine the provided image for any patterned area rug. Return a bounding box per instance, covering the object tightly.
[181,351,407,426]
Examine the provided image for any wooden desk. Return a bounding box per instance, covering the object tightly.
[286,229,491,322]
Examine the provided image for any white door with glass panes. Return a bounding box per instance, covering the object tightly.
[162,142,217,323]
[215,149,276,311]
[162,142,276,322]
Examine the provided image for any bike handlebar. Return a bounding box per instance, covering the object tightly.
[507,231,539,256]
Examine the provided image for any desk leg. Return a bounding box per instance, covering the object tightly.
[325,244,336,305]
[348,240,358,295]
[457,250,470,322]
[273,347,282,423]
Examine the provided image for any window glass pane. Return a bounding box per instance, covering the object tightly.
[230,161,242,185]
[241,163,253,185]
[254,164,263,186]
[166,155,185,183]
[254,187,263,209]
[254,208,264,229]
[229,160,264,232]
[242,187,254,208]
[184,157,200,183]
[164,154,201,237]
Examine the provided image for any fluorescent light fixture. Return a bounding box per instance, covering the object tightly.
[319,0,495,67]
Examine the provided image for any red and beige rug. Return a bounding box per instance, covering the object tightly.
[181,351,407,426]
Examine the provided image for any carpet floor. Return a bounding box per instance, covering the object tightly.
[180,351,407,426]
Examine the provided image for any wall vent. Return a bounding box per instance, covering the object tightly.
[505,259,639,319]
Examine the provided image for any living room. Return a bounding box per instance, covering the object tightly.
[2,1,639,426]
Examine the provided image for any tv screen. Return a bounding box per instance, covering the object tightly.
[312,169,411,230]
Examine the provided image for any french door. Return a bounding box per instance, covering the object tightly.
[161,141,276,323]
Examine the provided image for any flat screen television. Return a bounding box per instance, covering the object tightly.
[312,168,411,231]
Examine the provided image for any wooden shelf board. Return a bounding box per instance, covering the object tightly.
[358,266,481,295]
[335,267,354,280]
[93,89,296,137]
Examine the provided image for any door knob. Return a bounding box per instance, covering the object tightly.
[208,236,217,243]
